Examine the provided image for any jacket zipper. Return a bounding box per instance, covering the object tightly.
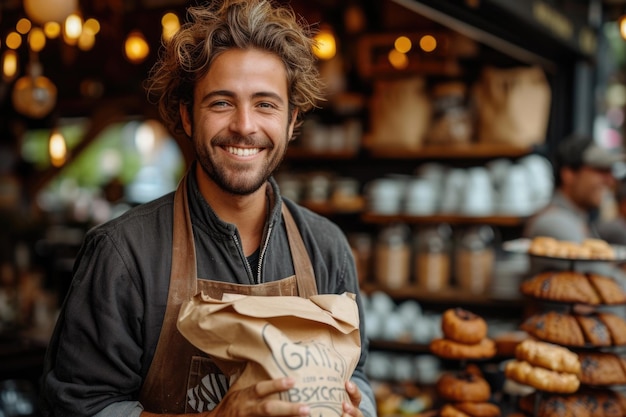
[256,223,273,284]
[232,222,274,285]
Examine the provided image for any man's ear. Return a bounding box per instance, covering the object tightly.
[180,102,192,137]
[288,108,299,141]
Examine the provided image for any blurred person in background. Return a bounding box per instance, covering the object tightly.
[598,179,626,246]
[524,134,623,242]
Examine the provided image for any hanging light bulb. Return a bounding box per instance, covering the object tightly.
[124,30,150,64]
[49,130,67,167]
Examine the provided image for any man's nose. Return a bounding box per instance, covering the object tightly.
[230,107,256,136]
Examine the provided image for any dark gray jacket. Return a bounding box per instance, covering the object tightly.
[40,170,375,417]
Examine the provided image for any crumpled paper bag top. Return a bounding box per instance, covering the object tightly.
[177,292,361,417]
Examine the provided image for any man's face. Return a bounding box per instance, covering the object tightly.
[181,48,297,196]
[567,165,616,210]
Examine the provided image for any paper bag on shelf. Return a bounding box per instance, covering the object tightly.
[177,292,361,417]
[473,66,551,148]
[365,76,432,150]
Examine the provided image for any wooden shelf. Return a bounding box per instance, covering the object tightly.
[365,143,534,159]
[361,212,528,227]
[360,284,523,308]
[286,143,535,161]
[285,147,358,159]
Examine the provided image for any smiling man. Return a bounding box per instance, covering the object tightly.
[39,1,376,417]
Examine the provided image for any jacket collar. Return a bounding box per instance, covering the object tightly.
[186,162,284,236]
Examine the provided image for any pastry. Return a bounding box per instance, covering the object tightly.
[518,392,591,417]
[519,271,601,305]
[528,236,616,260]
[520,311,586,347]
[575,314,611,347]
[578,352,626,386]
[586,273,626,304]
[436,371,491,402]
[440,404,471,417]
[577,388,624,417]
[514,339,580,374]
[505,360,580,393]
[441,308,488,345]
[429,337,496,360]
[597,312,626,345]
[454,401,501,417]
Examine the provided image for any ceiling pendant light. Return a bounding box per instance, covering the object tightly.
[23,0,78,25]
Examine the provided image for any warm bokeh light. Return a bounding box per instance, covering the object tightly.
[2,50,18,80]
[44,22,61,39]
[78,31,96,51]
[16,18,32,35]
[388,49,409,70]
[394,36,412,53]
[49,130,68,167]
[313,29,337,60]
[161,12,180,41]
[83,18,101,35]
[28,27,47,52]
[419,35,437,52]
[6,32,22,50]
[124,30,150,64]
[64,13,83,44]
[620,15,626,40]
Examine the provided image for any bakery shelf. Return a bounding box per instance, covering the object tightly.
[365,143,533,160]
[360,284,524,308]
[361,212,528,227]
[285,147,358,159]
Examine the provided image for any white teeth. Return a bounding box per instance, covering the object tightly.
[225,146,260,156]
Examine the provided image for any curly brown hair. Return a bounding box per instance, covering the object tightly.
[145,0,324,140]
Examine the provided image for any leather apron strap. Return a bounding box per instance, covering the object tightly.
[139,174,317,412]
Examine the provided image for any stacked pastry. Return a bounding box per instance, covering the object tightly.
[504,339,581,394]
[429,309,500,417]
[520,310,626,348]
[517,389,626,417]
[528,236,616,260]
[508,238,626,416]
[429,308,496,360]
[520,270,626,306]
[436,365,500,417]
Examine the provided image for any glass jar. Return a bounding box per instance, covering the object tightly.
[454,225,496,294]
[427,81,473,145]
[374,224,411,289]
[414,224,452,292]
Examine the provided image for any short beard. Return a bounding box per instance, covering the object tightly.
[194,133,290,196]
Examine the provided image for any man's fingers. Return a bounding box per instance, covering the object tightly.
[253,377,296,398]
[345,381,362,406]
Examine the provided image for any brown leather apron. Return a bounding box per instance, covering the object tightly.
[139,175,318,413]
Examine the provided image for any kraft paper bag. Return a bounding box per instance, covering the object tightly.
[366,76,432,150]
[177,292,361,417]
[473,66,551,148]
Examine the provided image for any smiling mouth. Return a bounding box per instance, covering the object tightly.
[225,146,261,156]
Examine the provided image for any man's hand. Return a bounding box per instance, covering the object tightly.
[342,381,363,417]
[209,377,310,417]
